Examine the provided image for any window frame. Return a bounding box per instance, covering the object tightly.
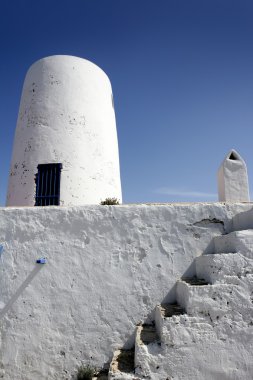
[35,163,62,206]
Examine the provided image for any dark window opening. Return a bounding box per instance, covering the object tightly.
[35,163,62,206]
[229,152,238,160]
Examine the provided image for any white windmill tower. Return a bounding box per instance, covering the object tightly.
[6,55,122,206]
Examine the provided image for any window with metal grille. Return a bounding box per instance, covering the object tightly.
[35,163,62,206]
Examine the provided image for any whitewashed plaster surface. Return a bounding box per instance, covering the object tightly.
[6,55,122,206]
[217,149,250,202]
[0,203,252,379]
[132,232,253,380]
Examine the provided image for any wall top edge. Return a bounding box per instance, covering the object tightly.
[1,201,253,212]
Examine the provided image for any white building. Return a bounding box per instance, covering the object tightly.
[6,55,122,207]
[1,56,252,380]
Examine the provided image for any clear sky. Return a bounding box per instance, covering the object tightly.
[1,0,253,205]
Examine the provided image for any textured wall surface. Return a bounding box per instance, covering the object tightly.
[217,150,249,202]
[0,203,252,379]
[6,55,122,206]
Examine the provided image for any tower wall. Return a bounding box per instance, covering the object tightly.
[6,55,122,206]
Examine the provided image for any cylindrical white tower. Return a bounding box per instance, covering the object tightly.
[6,55,122,206]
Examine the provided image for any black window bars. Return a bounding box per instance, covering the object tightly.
[35,163,62,206]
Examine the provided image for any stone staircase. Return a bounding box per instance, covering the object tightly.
[107,229,253,379]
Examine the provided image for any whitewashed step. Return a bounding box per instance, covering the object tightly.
[135,324,161,379]
[195,253,253,284]
[214,230,253,257]
[155,304,215,346]
[176,280,234,318]
[178,274,253,320]
[155,304,185,342]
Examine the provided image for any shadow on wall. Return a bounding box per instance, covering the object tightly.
[161,260,196,305]
[0,265,43,320]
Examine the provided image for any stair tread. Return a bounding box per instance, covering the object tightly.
[116,349,135,373]
[161,303,185,317]
[140,324,159,344]
[200,252,236,257]
[182,277,209,286]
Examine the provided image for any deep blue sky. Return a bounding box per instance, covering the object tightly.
[1,0,253,205]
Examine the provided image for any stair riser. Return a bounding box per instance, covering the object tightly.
[214,232,253,257]
[195,253,253,284]
[154,306,164,340]
[155,306,186,344]
[176,281,233,317]
[232,211,253,231]
[214,234,235,254]
[135,324,160,377]
[163,320,215,346]
[134,343,151,378]
[155,305,217,347]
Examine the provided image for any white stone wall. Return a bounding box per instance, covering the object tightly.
[0,203,252,379]
[6,55,122,206]
[132,228,253,380]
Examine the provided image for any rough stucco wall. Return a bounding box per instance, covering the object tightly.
[0,203,252,379]
[6,55,122,207]
[217,150,249,202]
[133,235,253,380]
